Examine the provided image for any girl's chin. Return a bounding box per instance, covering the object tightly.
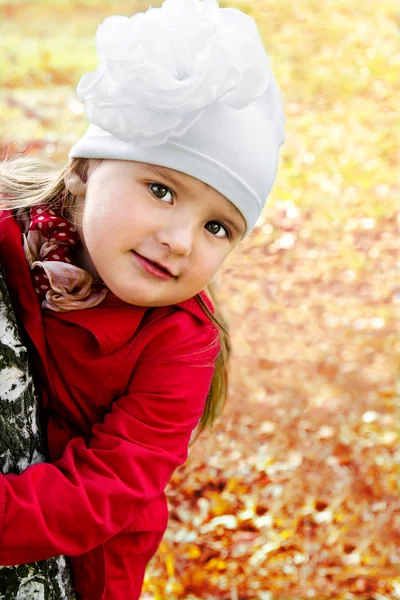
[102,279,170,307]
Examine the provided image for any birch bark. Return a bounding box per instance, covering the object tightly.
[0,266,75,599]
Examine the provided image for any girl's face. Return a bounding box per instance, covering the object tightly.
[68,159,245,307]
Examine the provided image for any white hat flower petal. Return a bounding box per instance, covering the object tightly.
[76,0,274,147]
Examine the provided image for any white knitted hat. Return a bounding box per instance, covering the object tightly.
[69,0,285,236]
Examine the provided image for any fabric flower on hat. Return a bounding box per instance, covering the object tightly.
[76,0,273,147]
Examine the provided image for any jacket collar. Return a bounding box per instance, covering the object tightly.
[55,290,213,355]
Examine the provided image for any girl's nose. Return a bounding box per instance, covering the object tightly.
[156,224,194,257]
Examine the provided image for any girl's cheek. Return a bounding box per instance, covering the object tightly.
[204,256,225,278]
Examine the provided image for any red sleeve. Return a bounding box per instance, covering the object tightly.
[0,318,219,565]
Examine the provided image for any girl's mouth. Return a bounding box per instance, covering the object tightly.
[131,251,174,280]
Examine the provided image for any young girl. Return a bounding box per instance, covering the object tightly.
[0,0,284,598]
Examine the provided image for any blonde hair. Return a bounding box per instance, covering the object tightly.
[0,155,231,443]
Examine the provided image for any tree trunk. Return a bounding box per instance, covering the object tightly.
[0,266,75,599]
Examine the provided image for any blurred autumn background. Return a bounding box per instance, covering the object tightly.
[1,0,399,598]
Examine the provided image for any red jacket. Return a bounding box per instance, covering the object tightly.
[0,210,219,599]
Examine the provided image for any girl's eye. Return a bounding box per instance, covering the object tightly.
[205,221,230,239]
[148,183,173,204]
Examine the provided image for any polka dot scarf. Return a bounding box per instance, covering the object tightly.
[22,204,108,312]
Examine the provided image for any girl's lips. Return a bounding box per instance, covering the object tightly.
[131,251,174,280]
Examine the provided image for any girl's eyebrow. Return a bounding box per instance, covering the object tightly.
[141,163,245,237]
[140,164,193,196]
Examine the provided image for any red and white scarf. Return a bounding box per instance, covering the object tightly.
[22,204,108,312]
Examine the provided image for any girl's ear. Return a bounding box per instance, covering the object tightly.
[64,170,88,197]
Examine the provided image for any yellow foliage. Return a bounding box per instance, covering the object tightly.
[1,1,398,599]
